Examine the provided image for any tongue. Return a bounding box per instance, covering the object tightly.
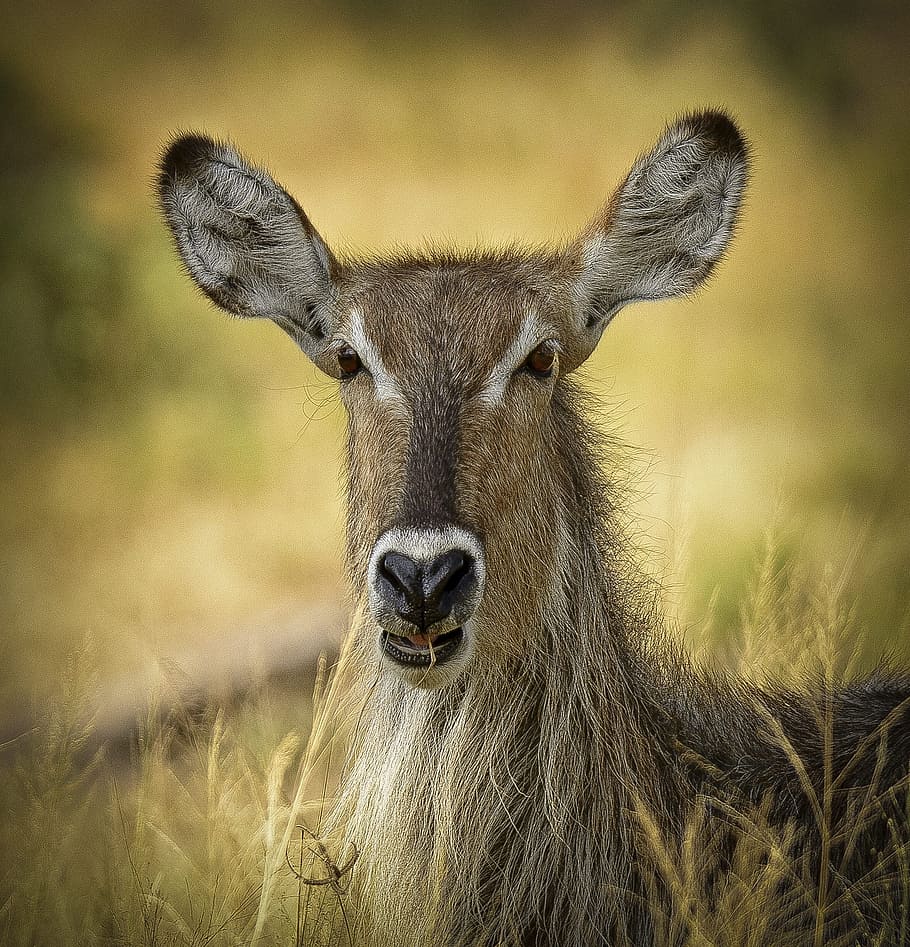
[406,633,435,649]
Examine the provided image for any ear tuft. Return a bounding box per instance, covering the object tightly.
[157,132,337,362]
[158,132,221,183]
[571,108,749,347]
[677,108,748,162]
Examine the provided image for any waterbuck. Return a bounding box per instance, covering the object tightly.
[158,110,910,945]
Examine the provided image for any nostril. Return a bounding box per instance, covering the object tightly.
[436,552,472,593]
[424,550,476,611]
[446,558,472,593]
[379,551,421,604]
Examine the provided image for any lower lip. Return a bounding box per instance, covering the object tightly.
[381,627,464,667]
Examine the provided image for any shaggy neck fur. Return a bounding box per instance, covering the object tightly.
[329,388,689,947]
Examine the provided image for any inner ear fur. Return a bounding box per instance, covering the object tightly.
[569,109,749,354]
[157,134,338,363]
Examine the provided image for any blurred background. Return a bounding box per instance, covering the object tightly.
[2,0,909,723]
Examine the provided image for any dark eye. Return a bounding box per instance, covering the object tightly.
[525,340,558,378]
[337,346,362,378]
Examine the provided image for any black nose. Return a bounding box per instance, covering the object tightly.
[378,549,475,629]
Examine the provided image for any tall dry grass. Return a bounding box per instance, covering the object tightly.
[2,530,908,945]
[639,521,910,946]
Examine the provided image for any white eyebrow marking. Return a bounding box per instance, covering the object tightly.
[349,308,405,403]
[477,312,553,406]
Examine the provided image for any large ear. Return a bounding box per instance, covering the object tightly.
[567,109,748,363]
[157,134,337,365]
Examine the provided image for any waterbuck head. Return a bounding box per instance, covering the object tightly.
[159,110,747,689]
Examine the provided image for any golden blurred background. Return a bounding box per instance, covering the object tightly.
[2,0,909,721]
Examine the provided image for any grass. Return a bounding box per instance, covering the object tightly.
[2,529,909,945]
[0,648,321,945]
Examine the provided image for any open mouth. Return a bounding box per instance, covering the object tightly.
[381,627,464,667]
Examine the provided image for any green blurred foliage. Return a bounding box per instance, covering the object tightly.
[0,63,221,429]
[0,65,125,419]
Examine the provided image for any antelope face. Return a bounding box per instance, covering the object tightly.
[333,261,579,686]
[158,111,747,688]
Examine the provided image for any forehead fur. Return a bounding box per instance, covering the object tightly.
[338,248,564,379]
